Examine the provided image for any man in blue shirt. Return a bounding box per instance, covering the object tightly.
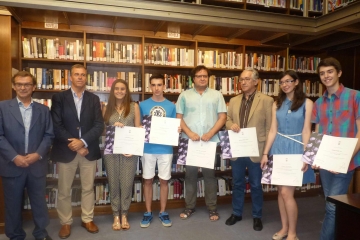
[140,74,177,227]
[176,65,227,221]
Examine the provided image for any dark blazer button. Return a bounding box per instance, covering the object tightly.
[76,127,80,130]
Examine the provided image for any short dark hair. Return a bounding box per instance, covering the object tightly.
[12,71,36,85]
[317,57,342,74]
[149,74,165,84]
[191,65,211,78]
[71,64,87,75]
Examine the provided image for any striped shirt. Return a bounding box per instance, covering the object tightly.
[239,90,256,128]
[311,84,360,171]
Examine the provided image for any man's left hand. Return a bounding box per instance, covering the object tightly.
[77,147,89,157]
[201,132,213,142]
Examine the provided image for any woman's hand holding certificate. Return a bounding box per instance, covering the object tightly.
[113,126,145,156]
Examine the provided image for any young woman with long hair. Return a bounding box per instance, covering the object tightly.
[103,79,141,231]
[261,70,315,240]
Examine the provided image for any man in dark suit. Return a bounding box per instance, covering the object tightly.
[0,71,54,240]
[51,64,104,239]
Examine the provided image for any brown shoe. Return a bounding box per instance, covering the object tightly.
[58,224,71,239]
[81,221,99,234]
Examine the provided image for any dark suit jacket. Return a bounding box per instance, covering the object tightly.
[0,98,54,177]
[50,89,104,163]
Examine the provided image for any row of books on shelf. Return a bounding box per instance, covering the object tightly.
[26,68,70,90]
[143,74,247,95]
[244,0,322,12]
[22,36,142,63]
[259,79,324,97]
[288,56,321,73]
[32,77,323,110]
[21,37,314,73]
[329,0,356,9]
[23,171,321,210]
[142,73,323,97]
[290,0,322,12]
[85,41,142,63]
[25,67,142,92]
[22,37,85,60]
[143,45,194,66]
[24,71,239,95]
[197,51,243,69]
[32,77,323,112]
[245,53,285,72]
[143,73,195,93]
[85,71,142,92]
[247,0,286,8]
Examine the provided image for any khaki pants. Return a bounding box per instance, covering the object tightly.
[185,165,217,211]
[57,153,97,225]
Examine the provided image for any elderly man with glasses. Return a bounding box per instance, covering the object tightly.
[225,68,273,231]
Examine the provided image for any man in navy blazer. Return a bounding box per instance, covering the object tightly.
[51,64,104,239]
[0,71,54,240]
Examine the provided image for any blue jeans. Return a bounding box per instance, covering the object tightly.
[231,157,263,218]
[319,169,354,240]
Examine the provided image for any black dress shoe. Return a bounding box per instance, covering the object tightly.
[225,214,242,225]
[253,218,263,231]
[35,236,52,240]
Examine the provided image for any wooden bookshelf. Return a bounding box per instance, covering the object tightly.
[19,26,316,100]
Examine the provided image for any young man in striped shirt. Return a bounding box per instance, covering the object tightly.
[311,57,360,240]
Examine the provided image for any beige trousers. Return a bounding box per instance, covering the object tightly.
[57,153,97,225]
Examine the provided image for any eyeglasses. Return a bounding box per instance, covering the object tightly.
[239,78,252,82]
[194,75,208,79]
[14,83,34,88]
[279,79,295,86]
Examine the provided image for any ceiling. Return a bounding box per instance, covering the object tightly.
[1,0,360,51]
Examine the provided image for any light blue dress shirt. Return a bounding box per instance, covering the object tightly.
[176,88,227,142]
[17,98,33,154]
[70,88,88,147]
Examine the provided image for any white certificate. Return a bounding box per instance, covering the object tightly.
[113,126,145,156]
[186,140,217,169]
[149,116,180,146]
[313,135,358,173]
[228,127,259,157]
[271,154,303,186]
